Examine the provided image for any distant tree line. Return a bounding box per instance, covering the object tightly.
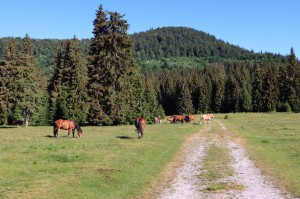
[0,5,299,126]
[144,48,300,115]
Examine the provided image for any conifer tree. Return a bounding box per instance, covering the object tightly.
[48,46,64,122]
[262,64,279,111]
[286,48,300,112]
[197,75,211,113]
[175,81,193,114]
[238,63,252,112]
[51,37,89,123]
[87,4,142,125]
[251,63,264,112]
[17,34,47,126]
[206,64,225,113]
[0,39,20,124]
[224,66,239,112]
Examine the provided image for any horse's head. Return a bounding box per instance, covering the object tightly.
[75,121,83,137]
[78,130,83,137]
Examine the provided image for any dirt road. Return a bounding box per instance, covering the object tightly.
[152,120,296,199]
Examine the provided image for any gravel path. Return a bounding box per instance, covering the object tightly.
[156,120,296,199]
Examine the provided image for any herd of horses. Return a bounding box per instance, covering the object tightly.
[166,113,214,124]
[52,113,214,139]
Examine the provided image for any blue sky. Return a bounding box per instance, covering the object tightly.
[0,0,299,57]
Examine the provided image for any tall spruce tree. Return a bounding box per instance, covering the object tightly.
[17,35,47,126]
[224,66,239,113]
[206,64,225,113]
[87,5,142,125]
[48,46,64,122]
[262,63,279,111]
[50,37,88,123]
[176,80,193,114]
[286,48,300,112]
[251,63,264,112]
[0,39,21,124]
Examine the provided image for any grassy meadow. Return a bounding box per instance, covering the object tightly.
[1,113,300,198]
[218,113,300,197]
[0,121,200,199]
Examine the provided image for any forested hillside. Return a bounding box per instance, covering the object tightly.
[0,27,287,74]
[132,27,286,70]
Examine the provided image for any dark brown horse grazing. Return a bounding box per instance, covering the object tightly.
[54,119,83,138]
[135,116,146,139]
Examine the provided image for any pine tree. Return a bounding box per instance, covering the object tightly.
[48,46,64,122]
[262,63,279,111]
[251,63,264,112]
[206,64,225,113]
[50,37,89,123]
[175,81,193,114]
[17,34,47,126]
[224,66,239,113]
[0,39,20,124]
[286,48,300,112]
[197,75,211,113]
[87,5,142,125]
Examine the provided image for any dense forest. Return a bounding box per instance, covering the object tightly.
[0,5,299,126]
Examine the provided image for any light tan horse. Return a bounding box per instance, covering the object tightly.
[199,114,211,124]
[206,114,215,119]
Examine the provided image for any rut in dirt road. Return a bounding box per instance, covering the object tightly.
[157,120,295,199]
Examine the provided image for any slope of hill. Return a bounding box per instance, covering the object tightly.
[131,27,287,70]
[0,26,287,74]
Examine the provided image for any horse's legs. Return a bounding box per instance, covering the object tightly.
[54,128,59,138]
[72,129,75,137]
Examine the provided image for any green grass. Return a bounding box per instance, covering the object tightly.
[218,113,300,197]
[0,123,200,199]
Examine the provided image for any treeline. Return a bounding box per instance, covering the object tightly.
[0,27,288,74]
[145,49,300,115]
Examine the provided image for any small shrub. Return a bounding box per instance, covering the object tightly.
[224,115,229,119]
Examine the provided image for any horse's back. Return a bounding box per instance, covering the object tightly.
[136,117,145,131]
[55,119,75,130]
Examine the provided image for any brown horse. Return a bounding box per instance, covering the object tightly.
[135,116,146,139]
[173,115,185,123]
[54,119,83,138]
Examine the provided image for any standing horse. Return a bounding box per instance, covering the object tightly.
[54,119,83,138]
[135,116,146,139]
[207,114,215,119]
[173,115,185,123]
[199,115,210,124]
